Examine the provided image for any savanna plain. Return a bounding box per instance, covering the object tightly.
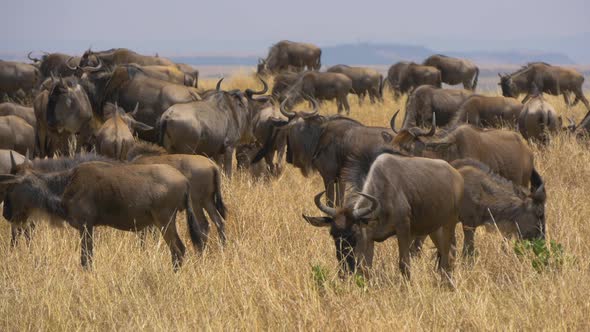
[1,73,590,331]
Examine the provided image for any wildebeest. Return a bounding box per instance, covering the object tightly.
[327,65,383,104]
[79,48,176,69]
[281,71,352,114]
[567,112,590,138]
[158,78,268,178]
[257,40,321,75]
[423,54,479,90]
[499,62,589,110]
[33,80,73,157]
[0,150,24,217]
[303,148,463,280]
[28,52,81,78]
[95,103,153,160]
[175,63,199,88]
[392,120,535,188]
[452,159,546,257]
[386,62,441,99]
[236,143,272,179]
[401,85,472,128]
[0,102,36,128]
[451,95,523,128]
[254,99,395,206]
[271,72,300,101]
[518,93,561,144]
[0,160,204,270]
[127,141,227,246]
[0,60,40,99]
[0,115,35,156]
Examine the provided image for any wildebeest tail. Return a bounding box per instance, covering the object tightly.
[212,166,227,220]
[472,67,479,91]
[184,190,205,252]
[343,146,408,191]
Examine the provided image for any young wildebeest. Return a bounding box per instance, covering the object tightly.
[451,95,523,128]
[127,141,227,247]
[0,115,35,156]
[401,85,473,128]
[452,159,546,257]
[518,93,561,144]
[95,102,153,160]
[303,148,464,280]
[0,161,203,269]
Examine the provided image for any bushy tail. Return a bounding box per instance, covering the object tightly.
[472,67,479,91]
[184,190,204,252]
[213,166,227,219]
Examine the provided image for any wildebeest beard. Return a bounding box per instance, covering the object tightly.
[331,228,358,273]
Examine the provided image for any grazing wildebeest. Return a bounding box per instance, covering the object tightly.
[0,102,36,128]
[518,93,561,144]
[303,148,463,280]
[236,143,272,179]
[271,72,300,101]
[401,85,472,128]
[0,161,203,270]
[257,40,321,75]
[452,159,546,257]
[386,62,441,99]
[254,99,395,207]
[127,141,228,246]
[0,115,35,156]
[1,153,115,246]
[281,71,352,114]
[28,52,81,78]
[451,95,523,128]
[391,119,534,188]
[79,48,176,69]
[423,54,479,90]
[499,62,589,110]
[0,60,40,99]
[327,65,383,104]
[158,78,268,178]
[95,103,153,160]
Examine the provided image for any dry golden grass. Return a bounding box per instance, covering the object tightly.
[2,74,590,331]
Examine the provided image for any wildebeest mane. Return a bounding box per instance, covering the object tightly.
[342,147,408,191]
[126,140,167,161]
[451,158,528,198]
[30,153,116,173]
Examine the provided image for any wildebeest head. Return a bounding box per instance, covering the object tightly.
[498,73,518,98]
[103,102,153,133]
[390,112,438,156]
[66,56,103,78]
[303,191,379,274]
[245,78,271,111]
[46,77,94,134]
[79,48,101,68]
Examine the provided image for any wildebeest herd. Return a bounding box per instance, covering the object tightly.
[0,41,588,282]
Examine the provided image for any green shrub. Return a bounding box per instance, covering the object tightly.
[514,239,565,272]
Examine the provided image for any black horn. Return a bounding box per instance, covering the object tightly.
[27,51,40,63]
[352,192,379,219]
[215,78,224,92]
[419,113,436,137]
[390,110,400,134]
[301,98,319,118]
[314,191,337,217]
[280,98,296,119]
[66,57,79,71]
[246,78,269,97]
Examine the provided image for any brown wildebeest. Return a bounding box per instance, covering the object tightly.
[391,118,535,188]
[28,52,81,79]
[158,78,268,178]
[236,143,272,179]
[0,60,40,99]
[499,62,590,110]
[423,54,479,90]
[401,85,472,128]
[518,93,561,144]
[327,65,383,104]
[127,141,228,247]
[0,102,36,128]
[450,95,523,128]
[1,153,115,246]
[33,80,72,157]
[0,115,35,156]
[79,47,176,69]
[257,40,321,75]
[271,71,300,101]
[253,98,395,207]
[95,103,152,160]
[386,62,441,100]
[303,148,463,281]
[0,161,203,270]
[452,159,546,257]
[175,63,199,88]
[281,71,352,114]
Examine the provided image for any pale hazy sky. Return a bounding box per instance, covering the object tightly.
[2,0,589,60]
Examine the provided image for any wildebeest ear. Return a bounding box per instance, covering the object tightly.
[302,214,332,227]
[381,132,393,143]
[129,119,153,132]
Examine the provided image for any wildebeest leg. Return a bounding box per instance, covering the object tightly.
[22,222,36,246]
[563,92,571,109]
[396,220,412,279]
[358,93,364,106]
[159,212,186,270]
[575,89,590,111]
[194,207,210,247]
[204,201,226,245]
[79,223,94,269]
[336,99,343,114]
[409,235,426,257]
[430,223,457,284]
[343,96,351,115]
[224,148,234,179]
[462,226,476,258]
[10,225,23,247]
[137,228,148,250]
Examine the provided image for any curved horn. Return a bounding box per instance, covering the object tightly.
[419,112,436,137]
[352,192,380,219]
[390,110,400,134]
[280,98,296,118]
[251,78,269,95]
[215,78,224,91]
[65,56,78,71]
[131,102,139,117]
[313,191,337,217]
[301,98,319,118]
[82,57,102,72]
[27,51,40,62]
